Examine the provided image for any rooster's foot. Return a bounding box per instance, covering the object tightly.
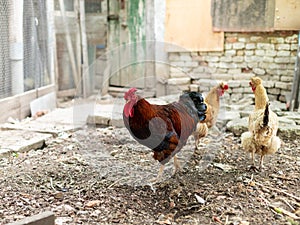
[172,155,181,175]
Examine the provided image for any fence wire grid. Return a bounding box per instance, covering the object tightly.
[0,0,52,99]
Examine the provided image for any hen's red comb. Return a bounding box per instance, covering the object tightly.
[223,84,229,90]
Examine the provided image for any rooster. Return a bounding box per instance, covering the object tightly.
[123,88,207,181]
[241,76,281,170]
[193,82,229,149]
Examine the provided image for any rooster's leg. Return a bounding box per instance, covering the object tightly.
[157,165,165,180]
[173,155,181,175]
[194,134,199,150]
[149,165,165,184]
[194,139,199,150]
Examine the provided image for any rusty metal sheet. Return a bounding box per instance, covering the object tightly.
[274,0,300,30]
[212,0,275,32]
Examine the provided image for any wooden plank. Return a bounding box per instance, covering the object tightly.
[212,0,275,32]
[274,0,300,30]
[106,20,121,90]
[105,0,120,93]
[111,0,147,89]
[74,0,82,96]
[46,0,56,87]
[57,88,77,97]
[85,14,106,33]
[88,45,96,92]
[19,86,56,119]
[86,32,106,44]
[55,14,106,44]
[120,45,147,88]
[54,11,76,17]
[0,86,56,123]
[165,0,224,52]
[0,98,20,122]
[54,37,60,95]
[19,89,36,119]
[6,211,55,225]
[37,84,56,97]
[54,16,78,34]
[0,96,20,118]
[145,0,156,91]
[79,0,90,98]
[58,0,79,86]
[56,37,76,91]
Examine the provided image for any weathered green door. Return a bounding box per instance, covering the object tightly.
[107,0,155,94]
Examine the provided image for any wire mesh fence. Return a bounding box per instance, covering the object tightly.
[0,0,11,99]
[0,0,53,99]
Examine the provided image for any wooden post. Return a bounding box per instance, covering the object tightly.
[289,31,300,111]
[88,45,96,92]
[79,0,90,98]
[58,0,79,88]
[103,0,120,95]
[74,0,82,95]
[145,0,156,93]
[9,0,24,95]
[154,0,168,97]
[46,0,56,87]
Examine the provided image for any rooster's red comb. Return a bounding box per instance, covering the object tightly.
[124,87,137,99]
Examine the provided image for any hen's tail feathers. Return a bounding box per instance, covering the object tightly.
[180,92,207,121]
[263,102,270,127]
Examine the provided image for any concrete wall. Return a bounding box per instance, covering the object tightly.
[167,31,298,103]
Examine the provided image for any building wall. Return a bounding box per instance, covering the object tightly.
[167,31,298,103]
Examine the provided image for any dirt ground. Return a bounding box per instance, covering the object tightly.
[0,125,299,225]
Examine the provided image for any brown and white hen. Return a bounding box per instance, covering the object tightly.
[241,76,281,169]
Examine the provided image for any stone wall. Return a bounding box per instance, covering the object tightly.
[167,31,298,103]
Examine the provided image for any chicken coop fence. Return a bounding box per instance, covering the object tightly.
[0,0,53,100]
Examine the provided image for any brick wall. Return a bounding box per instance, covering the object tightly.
[167,31,298,103]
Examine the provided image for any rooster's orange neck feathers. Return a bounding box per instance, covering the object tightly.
[123,88,139,118]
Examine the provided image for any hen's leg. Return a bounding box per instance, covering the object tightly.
[249,151,259,171]
[259,155,264,169]
[251,151,255,166]
[173,155,181,174]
